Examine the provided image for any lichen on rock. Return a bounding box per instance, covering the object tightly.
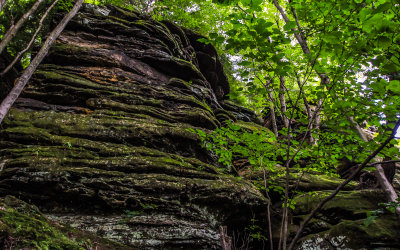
[0,4,267,249]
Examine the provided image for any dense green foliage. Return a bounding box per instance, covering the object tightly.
[175,0,400,180]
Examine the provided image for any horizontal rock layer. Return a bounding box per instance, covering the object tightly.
[0,4,265,249]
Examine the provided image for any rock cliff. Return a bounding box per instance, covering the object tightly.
[0,4,399,249]
[0,4,265,249]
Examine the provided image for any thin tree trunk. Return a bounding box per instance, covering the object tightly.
[263,167,274,250]
[278,207,285,250]
[0,0,85,124]
[303,94,315,145]
[1,0,59,76]
[0,0,7,13]
[279,76,289,129]
[272,0,309,54]
[314,99,323,132]
[269,93,279,138]
[256,75,279,138]
[295,75,315,144]
[220,226,232,250]
[375,164,400,217]
[314,74,330,136]
[348,116,368,141]
[0,0,46,55]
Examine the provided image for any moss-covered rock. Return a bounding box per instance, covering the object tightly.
[292,190,400,249]
[0,4,267,249]
[0,196,130,249]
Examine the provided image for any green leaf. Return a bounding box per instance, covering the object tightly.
[376,35,392,49]
[229,124,241,131]
[197,38,210,44]
[215,36,225,44]
[323,31,342,44]
[283,21,297,31]
[238,61,252,66]
[362,13,383,33]
[359,8,372,22]
[251,0,262,8]
[371,2,392,14]
[388,80,400,94]
[364,215,378,227]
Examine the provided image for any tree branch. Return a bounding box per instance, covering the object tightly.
[0,0,46,55]
[0,0,59,76]
[367,160,400,166]
[0,0,85,124]
[288,118,400,250]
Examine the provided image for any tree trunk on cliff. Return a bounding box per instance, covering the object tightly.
[0,0,85,124]
[288,118,400,250]
[0,0,46,55]
[1,0,59,76]
[220,226,232,250]
[349,116,400,219]
[375,163,400,216]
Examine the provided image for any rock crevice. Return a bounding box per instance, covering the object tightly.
[0,4,266,249]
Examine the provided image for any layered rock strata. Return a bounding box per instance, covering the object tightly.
[0,4,265,249]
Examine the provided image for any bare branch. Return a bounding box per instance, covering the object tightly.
[367,160,400,166]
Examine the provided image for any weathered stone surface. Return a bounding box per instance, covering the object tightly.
[0,4,267,249]
[0,195,129,249]
[1,4,399,250]
[292,190,400,249]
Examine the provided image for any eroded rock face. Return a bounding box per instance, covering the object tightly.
[0,4,266,249]
[292,190,400,249]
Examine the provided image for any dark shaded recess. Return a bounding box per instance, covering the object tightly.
[22,77,101,107]
[337,156,396,189]
[0,52,22,100]
[162,20,199,67]
[382,156,396,183]
[137,51,205,82]
[181,27,230,100]
[0,170,115,212]
[220,100,260,124]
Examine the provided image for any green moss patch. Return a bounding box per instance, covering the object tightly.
[0,196,128,249]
